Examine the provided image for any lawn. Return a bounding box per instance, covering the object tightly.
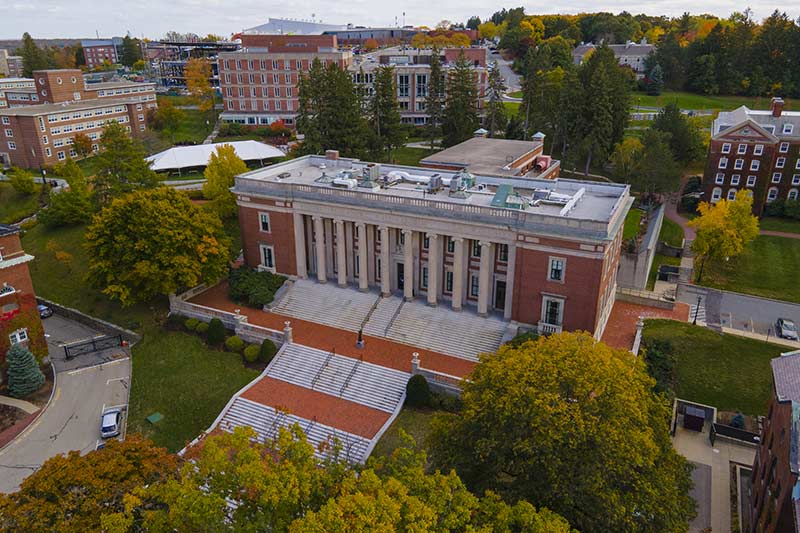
[389,147,438,167]
[75,156,105,177]
[128,328,259,452]
[646,253,681,290]
[632,91,798,111]
[700,235,800,303]
[21,223,167,331]
[623,208,644,240]
[371,407,438,459]
[0,182,41,224]
[642,319,784,415]
[508,90,522,98]
[659,217,685,248]
[759,217,800,234]
[503,101,520,115]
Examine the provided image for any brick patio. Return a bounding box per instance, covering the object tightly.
[601,300,690,350]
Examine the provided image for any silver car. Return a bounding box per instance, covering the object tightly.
[100,409,121,439]
[776,318,799,341]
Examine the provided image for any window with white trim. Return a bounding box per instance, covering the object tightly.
[422,233,429,249]
[447,238,455,253]
[548,257,565,282]
[258,212,270,232]
[746,175,757,187]
[727,188,737,200]
[259,244,275,270]
[783,124,794,135]
[754,144,764,155]
[421,266,428,289]
[718,157,728,169]
[7,141,15,150]
[751,160,760,171]
[780,142,790,153]
[793,174,800,186]
[1,117,9,125]
[737,144,747,155]
[772,172,782,184]
[715,173,725,185]
[472,241,481,257]
[8,328,28,345]
[445,270,453,292]
[777,157,786,169]
[721,143,731,154]
[789,189,799,200]
[734,159,744,170]
[541,297,564,326]
[470,274,479,297]
[767,187,779,203]
[731,174,740,186]
[711,187,722,201]
[57,151,65,160]
[498,243,508,262]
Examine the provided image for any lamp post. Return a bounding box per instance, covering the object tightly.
[693,294,703,325]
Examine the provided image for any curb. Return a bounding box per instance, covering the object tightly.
[0,359,57,454]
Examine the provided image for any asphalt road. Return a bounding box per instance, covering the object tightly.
[489,50,520,91]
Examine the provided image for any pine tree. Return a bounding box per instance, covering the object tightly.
[19,33,50,77]
[484,60,507,137]
[426,48,446,150]
[442,52,479,147]
[120,35,142,67]
[6,344,45,399]
[646,64,664,96]
[369,65,405,161]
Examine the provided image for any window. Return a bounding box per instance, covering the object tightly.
[274,87,281,97]
[447,238,455,253]
[7,141,15,150]
[747,175,757,187]
[727,188,737,200]
[284,73,291,84]
[3,129,11,137]
[376,258,381,280]
[721,143,731,154]
[259,244,275,270]
[737,144,747,155]
[258,212,270,232]
[754,144,764,155]
[772,173,782,184]
[1,117,9,125]
[57,151,65,160]
[286,87,293,97]
[731,174,740,186]
[421,267,428,288]
[472,240,481,257]
[542,297,563,326]
[422,233,429,249]
[470,274,479,297]
[777,157,786,169]
[734,159,744,170]
[415,74,428,97]
[548,257,565,282]
[718,157,728,169]
[399,231,405,246]
[767,187,779,203]
[789,189,799,200]
[273,74,279,84]
[715,173,725,185]
[780,142,790,153]
[296,59,302,70]
[793,174,800,186]
[398,74,410,97]
[796,159,800,170]
[284,61,290,70]
[784,124,794,135]
[8,328,28,345]
[751,160,760,171]
[711,187,722,202]
[45,147,51,157]
[445,271,454,292]
[498,243,508,262]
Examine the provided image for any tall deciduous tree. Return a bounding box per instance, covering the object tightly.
[39,159,93,227]
[93,121,158,205]
[203,144,248,218]
[185,58,215,126]
[442,52,479,147]
[72,132,94,158]
[85,187,231,305]
[147,99,184,142]
[689,190,760,282]
[19,32,50,77]
[120,35,142,67]
[610,136,644,183]
[426,47,446,150]
[369,65,405,161]
[484,60,507,137]
[634,128,683,194]
[429,332,696,533]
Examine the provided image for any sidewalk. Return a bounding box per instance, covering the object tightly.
[0,395,38,415]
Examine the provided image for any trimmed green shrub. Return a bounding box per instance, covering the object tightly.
[225,336,245,353]
[196,322,209,334]
[228,267,287,308]
[6,344,46,398]
[184,318,200,331]
[405,374,432,408]
[505,330,539,348]
[207,318,225,345]
[259,339,277,363]
[243,344,260,363]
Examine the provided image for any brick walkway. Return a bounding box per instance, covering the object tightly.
[601,300,690,351]
[241,377,389,439]
[191,282,477,379]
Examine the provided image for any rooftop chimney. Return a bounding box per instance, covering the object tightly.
[325,149,340,160]
[772,97,785,118]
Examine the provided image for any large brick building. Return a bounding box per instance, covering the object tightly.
[81,38,122,69]
[0,69,156,168]
[232,149,630,337]
[218,35,352,127]
[0,78,38,109]
[750,351,800,532]
[703,97,800,216]
[0,225,45,366]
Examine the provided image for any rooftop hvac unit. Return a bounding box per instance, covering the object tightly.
[332,177,357,189]
[364,163,380,180]
[448,175,462,193]
[427,174,443,192]
[277,172,291,180]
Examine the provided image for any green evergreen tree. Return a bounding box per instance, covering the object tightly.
[6,344,45,399]
[426,47,446,150]
[93,121,158,205]
[442,52,479,147]
[652,102,705,164]
[19,32,50,77]
[369,65,405,161]
[39,159,93,227]
[646,64,664,96]
[120,35,142,67]
[633,129,682,194]
[484,60,507,137]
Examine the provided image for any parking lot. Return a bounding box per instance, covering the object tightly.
[0,314,131,493]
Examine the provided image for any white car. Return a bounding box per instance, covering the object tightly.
[776,318,799,341]
[100,409,121,439]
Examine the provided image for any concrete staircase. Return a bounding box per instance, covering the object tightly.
[362,297,404,337]
[267,344,409,413]
[220,397,371,462]
[271,279,379,332]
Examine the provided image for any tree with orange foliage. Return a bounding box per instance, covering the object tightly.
[363,38,379,51]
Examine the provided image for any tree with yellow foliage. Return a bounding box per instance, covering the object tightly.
[689,189,759,282]
[185,58,215,128]
[203,143,248,219]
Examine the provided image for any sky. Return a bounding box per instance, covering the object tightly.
[0,0,796,40]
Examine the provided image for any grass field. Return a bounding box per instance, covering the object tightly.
[623,208,644,240]
[128,329,259,452]
[642,320,783,415]
[0,183,41,224]
[389,147,437,167]
[633,91,798,111]
[508,90,522,99]
[371,407,438,459]
[700,235,800,303]
[759,217,800,234]
[503,101,521,115]
[659,217,685,247]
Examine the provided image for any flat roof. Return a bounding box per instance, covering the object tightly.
[234,155,631,239]
[0,78,34,84]
[0,97,138,116]
[0,224,19,237]
[773,352,800,402]
[86,80,155,91]
[420,137,545,176]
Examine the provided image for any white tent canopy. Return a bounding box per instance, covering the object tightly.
[146,141,284,172]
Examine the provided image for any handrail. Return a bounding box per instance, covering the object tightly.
[310,349,335,390]
[339,357,362,397]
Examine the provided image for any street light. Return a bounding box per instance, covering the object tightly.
[693,294,703,325]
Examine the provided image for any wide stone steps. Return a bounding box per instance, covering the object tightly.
[220,397,371,463]
[362,297,404,337]
[271,279,379,332]
[384,299,506,361]
[267,343,409,413]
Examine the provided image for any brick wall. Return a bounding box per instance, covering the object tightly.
[239,202,297,277]
[34,70,87,104]
[0,232,45,362]
[240,34,338,52]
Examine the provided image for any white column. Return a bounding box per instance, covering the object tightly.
[293,212,307,279]
[335,219,347,287]
[313,216,326,283]
[451,237,464,311]
[504,244,516,320]
[345,221,355,283]
[427,233,439,306]
[357,222,369,291]
[403,229,414,301]
[380,225,390,296]
[477,240,493,316]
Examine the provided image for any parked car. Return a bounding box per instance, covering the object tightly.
[100,409,122,439]
[776,318,799,340]
[37,304,53,318]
